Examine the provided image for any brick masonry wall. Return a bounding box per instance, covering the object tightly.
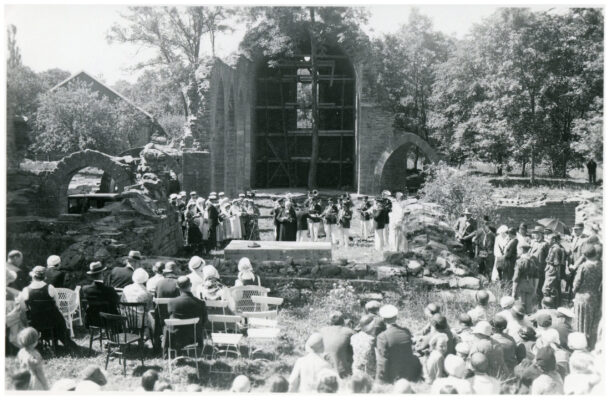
[182,150,211,197]
[496,201,579,228]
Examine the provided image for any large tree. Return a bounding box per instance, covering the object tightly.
[241,6,369,188]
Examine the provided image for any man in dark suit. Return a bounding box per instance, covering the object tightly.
[376,305,421,383]
[166,276,207,351]
[45,255,66,288]
[105,250,141,288]
[156,262,180,299]
[80,262,120,328]
[320,312,354,378]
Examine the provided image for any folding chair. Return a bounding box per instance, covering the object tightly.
[164,318,200,380]
[252,295,284,312]
[99,312,144,376]
[242,311,279,328]
[153,298,173,354]
[206,315,244,369]
[246,327,281,361]
[56,288,82,337]
[228,285,270,314]
[205,299,229,315]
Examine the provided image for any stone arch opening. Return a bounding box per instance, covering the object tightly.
[373,132,441,193]
[44,149,135,216]
[212,80,225,191]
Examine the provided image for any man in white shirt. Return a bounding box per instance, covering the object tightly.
[288,333,333,392]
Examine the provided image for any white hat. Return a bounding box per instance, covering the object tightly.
[238,257,253,272]
[537,329,560,347]
[500,296,515,309]
[6,269,17,284]
[132,268,149,284]
[473,321,492,336]
[188,256,205,271]
[557,307,575,319]
[51,378,77,391]
[568,332,588,350]
[47,255,61,267]
[379,304,398,319]
[497,225,509,234]
[455,342,470,355]
[202,265,220,281]
[444,354,466,378]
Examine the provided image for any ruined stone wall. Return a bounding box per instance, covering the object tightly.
[496,201,578,228]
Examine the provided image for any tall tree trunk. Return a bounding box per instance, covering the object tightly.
[307,8,319,189]
[521,159,526,177]
[530,145,535,184]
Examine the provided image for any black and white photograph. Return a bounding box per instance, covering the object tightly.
[2,0,606,395]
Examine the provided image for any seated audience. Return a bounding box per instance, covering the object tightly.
[50,378,77,391]
[268,375,289,392]
[350,314,377,376]
[497,296,515,321]
[140,370,159,392]
[316,369,340,393]
[454,313,476,345]
[7,250,29,291]
[106,250,141,289]
[18,266,76,349]
[347,371,372,393]
[235,257,261,286]
[430,354,473,394]
[467,290,491,323]
[393,378,415,393]
[195,264,230,302]
[80,262,120,328]
[166,276,208,350]
[289,333,332,392]
[505,302,532,343]
[45,255,66,288]
[146,262,165,294]
[186,256,205,289]
[156,262,180,299]
[455,342,474,378]
[515,326,537,363]
[320,311,354,378]
[469,321,508,379]
[362,300,386,336]
[122,268,155,336]
[6,270,26,351]
[531,345,564,395]
[491,315,518,372]
[469,352,501,394]
[564,351,600,394]
[425,333,449,383]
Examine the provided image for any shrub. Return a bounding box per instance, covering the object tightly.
[418,161,498,224]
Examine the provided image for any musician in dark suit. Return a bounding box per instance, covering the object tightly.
[166,276,208,350]
[80,262,120,328]
[373,198,387,251]
[45,255,66,288]
[106,250,141,289]
[376,305,421,383]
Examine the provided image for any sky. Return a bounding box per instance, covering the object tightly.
[5,3,568,85]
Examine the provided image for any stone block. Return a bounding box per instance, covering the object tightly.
[456,276,481,290]
[224,240,332,263]
[377,266,405,280]
[406,259,424,275]
[383,251,405,265]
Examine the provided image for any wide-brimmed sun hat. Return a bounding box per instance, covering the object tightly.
[132,268,149,284]
[47,255,61,267]
[379,304,398,319]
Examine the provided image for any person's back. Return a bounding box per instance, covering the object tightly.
[156,277,179,298]
[320,324,354,378]
[167,279,207,349]
[106,266,133,289]
[469,353,501,394]
[290,352,332,392]
[376,323,420,383]
[45,268,66,288]
[470,333,508,378]
[81,281,120,326]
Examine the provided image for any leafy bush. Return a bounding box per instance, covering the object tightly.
[418,161,498,224]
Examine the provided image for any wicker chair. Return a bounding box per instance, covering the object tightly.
[56,287,83,337]
[228,285,270,314]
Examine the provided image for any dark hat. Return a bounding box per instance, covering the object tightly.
[492,314,507,331]
[535,345,556,373]
[574,222,584,229]
[536,312,553,328]
[519,223,528,229]
[518,326,537,341]
[312,189,319,196]
[328,198,335,203]
[176,276,191,290]
[511,303,526,317]
[163,261,177,274]
[87,261,106,275]
[551,233,562,242]
[508,227,517,235]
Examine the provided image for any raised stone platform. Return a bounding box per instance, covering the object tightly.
[224,240,332,263]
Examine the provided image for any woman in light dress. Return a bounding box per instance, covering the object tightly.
[229,199,243,240]
[388,192,408,252]
[217,198,231,243]
[196,197,209,242]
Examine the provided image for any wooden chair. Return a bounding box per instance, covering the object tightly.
[118,302,148,346]
[252,295,284,312]
[99,312,144,376]
[153,297,173,354]
[164,318,200,380]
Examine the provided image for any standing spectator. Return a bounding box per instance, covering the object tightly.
[166,276,207,350]
[544,234,566,307]
[512,242,538,313]
[516,223,531,255]
[372,198,386,251]
[474,217,495,277]
[469,352,501,394]
[106,250,141,289]
[337,201,353,247]
[502,228,519,282]
[156,262,180,299]
[7,250,29,291]
[204,198,219,252]
[467,290,491,324]
[454,209,477,257]
[566,222,589,298]
[185,202,204,253]
[81,262,120,330]
[16,327,49,390]
[529,226,550,302]
[228,199,243,240]
[146,262,165,295]
[350,315,377,377]
[492,225,509,281]
[572,244,602,348]
[272,198,284,241]
[375,305,421,383]
[288,333,333,392]
[320,312,354,378]
[306,196,322,242]
[531,346,564,394]
[277,200,298,242]
[45,255,66,288]
[243,198,260,240]
[295,204,309,242]
[491,315,518,373]
[381,190,392,246]
[425,333,449,383]
[322,198,339,244]
[586,158,597,184]
[430,355,473,394]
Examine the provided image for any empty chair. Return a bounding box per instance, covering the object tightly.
[252,295,284,312]
[242,311,279,328]
[164,317,200,380]
[228,285,270,314]
[206,314,244,362]
[99,312,144,376]
[247,327,281,361]
[205,299,230,315]
[56,287,82,337]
